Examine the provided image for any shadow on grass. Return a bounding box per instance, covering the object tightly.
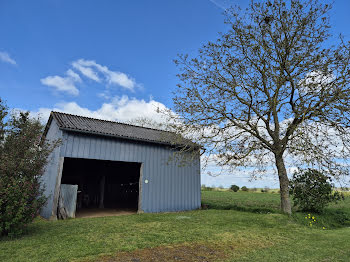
[203,202,350,229]
[203,203,278,214]
[313,209,350,228]
[287,208,350,229]
[328,210,350,225]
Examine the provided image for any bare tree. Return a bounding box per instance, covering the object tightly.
[167,0,350,214]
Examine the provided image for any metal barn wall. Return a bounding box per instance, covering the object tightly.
[41,118,63,219]
[59,131,201,213]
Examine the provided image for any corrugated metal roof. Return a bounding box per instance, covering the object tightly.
[48,111,193,147]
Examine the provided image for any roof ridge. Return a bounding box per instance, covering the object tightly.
[51,111,174,134]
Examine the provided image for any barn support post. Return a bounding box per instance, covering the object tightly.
[50,157,64,220]
[99,175,105,208]
[137,163,144,213]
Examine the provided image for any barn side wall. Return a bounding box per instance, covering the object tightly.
[40,118,63,219]
[60,131,201,213]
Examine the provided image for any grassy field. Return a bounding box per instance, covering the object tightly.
[1,191,350,262]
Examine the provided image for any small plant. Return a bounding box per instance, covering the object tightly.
[305,213,317,227]
[304,214,326,230]
[290,169,345,213]
[230,185,240,192]
[241,186,249,192]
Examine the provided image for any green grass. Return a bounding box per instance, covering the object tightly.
[201,190,282,213]
[1,191,350,261]
[201,190,350,228]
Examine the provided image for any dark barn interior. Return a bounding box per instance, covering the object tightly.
[61,157,141,216]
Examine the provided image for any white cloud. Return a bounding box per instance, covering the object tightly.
[72,60,100,82]
[72,59,138,91]
[106,71,136,89]
[299,70,335,94]
[0,51,16,65]
[41,59,140,95]
[66,69,81,82]
[97,91,111,100]
[288,167,298,174]
[40,69,82,96]
[30,95,168,124]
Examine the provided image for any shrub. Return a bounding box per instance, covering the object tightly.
[201,185,213,191]
[0,100,58,236]
[261,187,270,193]
[289,169,344,213]
[241,186,248,192]
[230,185,240,192]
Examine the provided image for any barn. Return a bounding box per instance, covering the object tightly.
[40,111,201,220]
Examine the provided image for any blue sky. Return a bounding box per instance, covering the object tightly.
[1,0,350,188]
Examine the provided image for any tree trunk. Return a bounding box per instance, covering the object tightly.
[274,153,292,215]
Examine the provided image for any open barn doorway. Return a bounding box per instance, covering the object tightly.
[60,157,142,218]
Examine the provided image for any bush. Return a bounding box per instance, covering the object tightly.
[230,185,240,192]
[261,187,270,193]
[289,169,344,213]
[201,185,213,191]
[241,186,249,192]
[0,100,58,237]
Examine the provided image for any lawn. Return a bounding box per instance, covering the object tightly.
[1,191,350,262]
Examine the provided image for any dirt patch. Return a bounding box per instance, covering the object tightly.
[92,243,232,262]
[80,233,276,262]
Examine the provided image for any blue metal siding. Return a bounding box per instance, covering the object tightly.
[41,119,63,219]
[60,131,201,213]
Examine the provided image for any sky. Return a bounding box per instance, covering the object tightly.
[1,0,350,188]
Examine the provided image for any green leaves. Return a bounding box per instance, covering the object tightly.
[289,169,345,213]
[0,99,58,237]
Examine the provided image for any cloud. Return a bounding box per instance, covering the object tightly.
[41,59,140,95]
[66,69,81,82]
[72,59,138,90]
[299,70,335,94]
[40,69,82,96]
[72,60,100,82]
[30,95,168,124]
[208,0,229,11]
[0,51,16,65]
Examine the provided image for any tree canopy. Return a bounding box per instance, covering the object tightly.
[167,0,350,214]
